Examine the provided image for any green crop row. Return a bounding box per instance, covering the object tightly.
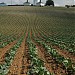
[34,38,75,75]
[0,33,18,48]
[0,35,24,75]
[36,32,75,55]
[27,34,54,75]
[0,37,16,48]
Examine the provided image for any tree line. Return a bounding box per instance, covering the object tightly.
[45,0,54,6]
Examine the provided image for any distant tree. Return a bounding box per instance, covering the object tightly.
[45,0,54,6]
[65,5,70,8]
[72,5,75,7]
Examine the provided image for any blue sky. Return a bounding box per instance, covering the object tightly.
[0,0,75,6]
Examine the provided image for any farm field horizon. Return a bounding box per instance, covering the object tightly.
[0,6,75,75]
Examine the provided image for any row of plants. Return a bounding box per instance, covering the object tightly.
[0,35,16,48]
[34,38,75,75]
[0,35,25,75]
[36,32,75,55]
[0,34,14,41]
[0,33,4,39]
[27,34,54,75]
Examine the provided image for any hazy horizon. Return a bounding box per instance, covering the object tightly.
[0,0,75,6]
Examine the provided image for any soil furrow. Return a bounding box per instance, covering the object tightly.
[20,43,31,75]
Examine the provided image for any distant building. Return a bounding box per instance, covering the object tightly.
[33,0,40,5]
[23,0,31,6]
[36,2,45,6]
[36,0,45,6]
[0,2,6,6]
[33,0,37,5]
[23,2,31,6]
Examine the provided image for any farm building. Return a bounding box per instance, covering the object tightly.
[36,2,45,6]
[0,2,6,6]
[23,0,31,6]
[33,0,40,5]
[36,0,45,6]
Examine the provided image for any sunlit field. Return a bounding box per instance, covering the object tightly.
[0,6,75,75]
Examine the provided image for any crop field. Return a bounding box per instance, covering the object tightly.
[0,6,75,75]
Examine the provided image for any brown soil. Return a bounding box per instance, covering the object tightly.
[36,32,75,64]
[30,32,67,75]
[36,45,54,74]
[35,43,67,75]
[53,46,75,64]
[7,32,30,75]
[0,41,17,64]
